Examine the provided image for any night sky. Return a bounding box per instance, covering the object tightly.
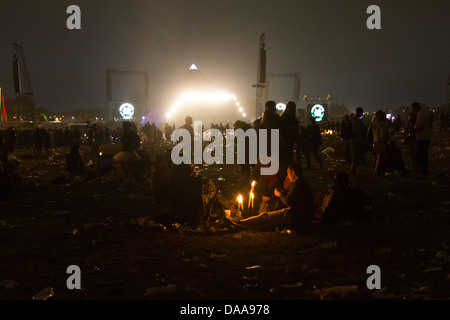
[0,0,449,117]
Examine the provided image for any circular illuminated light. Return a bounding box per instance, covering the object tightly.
[276,103,286,111]
[119,103,135,120]
[311,104,325,122]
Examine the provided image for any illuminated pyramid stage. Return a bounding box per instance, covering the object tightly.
[163,64,248,125]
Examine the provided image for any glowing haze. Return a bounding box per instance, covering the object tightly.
[164,64,248,125]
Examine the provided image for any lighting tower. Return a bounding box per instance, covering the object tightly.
[12,43,33,97]
[253,33,266,119]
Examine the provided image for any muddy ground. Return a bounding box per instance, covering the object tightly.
[1,131,450,303]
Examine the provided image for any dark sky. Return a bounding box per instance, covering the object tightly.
[0,0,449,117]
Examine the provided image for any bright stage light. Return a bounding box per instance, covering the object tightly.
[276,103,286,111]
[179,89,234,103]
[164,81,247,122]
[119,103,135,120]
[310,104,325,122]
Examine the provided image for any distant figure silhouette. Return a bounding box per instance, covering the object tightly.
[305,118,322,169]
[113,121,141,185]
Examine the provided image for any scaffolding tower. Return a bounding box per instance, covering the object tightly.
[265,73,301,106]
[253,33,266,120]
[12,43,33,97]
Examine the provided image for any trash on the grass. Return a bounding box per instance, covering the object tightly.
[246,265,263,270]
[145,284,191,298]
[313,285,359,299]
[32,287,54,300]
[280,282,303,289]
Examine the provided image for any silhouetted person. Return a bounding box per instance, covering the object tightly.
[113,121,141,185]
[72,127,81,146]
[315,172,373,225]
[385,140,408,174]
[340,114,352,164]
[393,115,401,134]
[370,110,391,177]
[66,145,85,176]
[257,101,283,173]
[411,102,433,176]
[404,108,418,172]
[180,116,194,158]
[295,124,309,168]
[350,107,367,174]
[228,163,315,231]
[33,127,44,158]
[305,118,322,169]
[234,120,252,177]
[280,101,298,167]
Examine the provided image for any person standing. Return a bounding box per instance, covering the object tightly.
[280,101,299,168]
[113,121,141,185]
[404,107,418,172]
[370,110,391,177]
[340,114,352,165]
[350,107,367,174]
[305,118,322,169]
[411,102,433,176]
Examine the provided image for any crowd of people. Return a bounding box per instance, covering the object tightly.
[0,100,446,232]
[219,101,375,232]
[339,102,435,177]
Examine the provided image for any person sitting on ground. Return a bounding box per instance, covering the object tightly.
[385,140,409,175]
[257,172,294,214]
[228,163,315,231]
[250,160,286,215]
[314,172,374,225]
[65,145,85,176]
